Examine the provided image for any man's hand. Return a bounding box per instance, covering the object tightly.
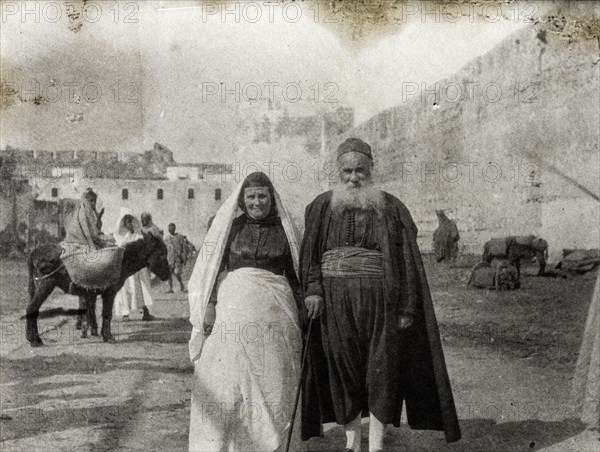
[399,314,413,329]
[203,303,216,335]
[304,295,324,319]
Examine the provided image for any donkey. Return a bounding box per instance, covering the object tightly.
[26,232,170,346]
[483,236,548,277]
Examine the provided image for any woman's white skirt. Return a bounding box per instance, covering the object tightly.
[189,267,303,452]
[114,268,154,316]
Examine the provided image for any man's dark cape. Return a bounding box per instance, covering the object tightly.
[299,191,461,443]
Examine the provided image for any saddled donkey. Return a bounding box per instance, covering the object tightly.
[483,236,548,277]
[27,232,170,347]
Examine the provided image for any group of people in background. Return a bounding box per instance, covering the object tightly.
[112,209,156,321]
[117,212,193,320]
[64,189,195,322]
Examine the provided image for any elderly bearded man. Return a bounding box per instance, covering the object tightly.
[300,138,461,452]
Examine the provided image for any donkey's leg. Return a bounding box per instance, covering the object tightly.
[76,296,86,330]
[89,296,98,336]
[508,246,521,279]
[80,294,93,338]
[537,252,546,276]
[101,290,117,344]
[25,279,56,347]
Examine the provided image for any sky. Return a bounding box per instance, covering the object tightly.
[0,0,553,162]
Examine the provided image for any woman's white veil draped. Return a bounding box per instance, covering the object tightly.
[113,207,141,246]
[188,180,301,362]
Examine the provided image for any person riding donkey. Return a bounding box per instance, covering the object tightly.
[27,189,171,346]
[60,188,120,290]
[63,188,114,252]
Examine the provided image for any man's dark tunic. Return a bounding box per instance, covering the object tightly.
[300,191,461,443]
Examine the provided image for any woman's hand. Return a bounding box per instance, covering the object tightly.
[203,303,216,335]
[304,295,324,319]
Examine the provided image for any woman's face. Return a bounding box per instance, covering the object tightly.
[243,186,272,220]
[124,217,134,233]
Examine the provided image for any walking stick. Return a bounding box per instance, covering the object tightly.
[284,316,314,452]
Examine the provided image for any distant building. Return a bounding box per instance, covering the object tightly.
[0,147,234,247]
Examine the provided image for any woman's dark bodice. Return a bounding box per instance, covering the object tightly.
[228,217,292,275]
[211,214,299,301]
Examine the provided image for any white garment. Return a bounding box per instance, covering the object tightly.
[189,268,302,451]
[187,179,303,452]
[112,208,154,316]
[572,272,600,427]
[188,182,301,361]
[114,267,154,316]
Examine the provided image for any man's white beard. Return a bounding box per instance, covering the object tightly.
[331,181,385,214]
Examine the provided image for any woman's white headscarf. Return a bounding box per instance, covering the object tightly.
[113,207,142,246]
[188,177,301,362]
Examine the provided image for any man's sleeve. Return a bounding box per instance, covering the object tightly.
[394,198,418,316]
[303,202,324,299]
[401,228,418,316]
[85,207,104,248]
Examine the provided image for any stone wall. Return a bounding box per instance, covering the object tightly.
[326,13,600,259]
[236,136,328,231]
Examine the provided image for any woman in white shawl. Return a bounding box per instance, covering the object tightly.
[572,272,600,429]
[113,208,156,321]
[188,172,305,451]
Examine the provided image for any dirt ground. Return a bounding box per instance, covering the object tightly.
[0,255,598,451]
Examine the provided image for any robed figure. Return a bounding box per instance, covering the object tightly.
[300,138,461,451]
[187,172,305,451]
[432,210,460,263]
[112,208,155,321]
[572,272,600,428]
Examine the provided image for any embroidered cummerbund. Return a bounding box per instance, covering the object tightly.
[321,247,384,278]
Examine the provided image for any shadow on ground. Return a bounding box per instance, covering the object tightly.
[307,418,587,451]
[118,317,192,344]
[19,307,82,320]
[1,352,192,445]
